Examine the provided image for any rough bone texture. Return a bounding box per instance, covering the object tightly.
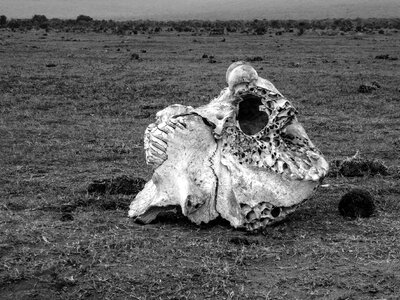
[129,62,329,231]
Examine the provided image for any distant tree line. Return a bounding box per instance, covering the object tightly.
[0,14,399,35]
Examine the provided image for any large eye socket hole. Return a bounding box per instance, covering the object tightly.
[237,94,269,135]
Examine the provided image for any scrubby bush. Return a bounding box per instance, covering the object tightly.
[2,17,400,35]
[30,15,49,29]
[0,15,7,27]
[32,14,48,24]
[76,15,93,22]
[7,19,20,29]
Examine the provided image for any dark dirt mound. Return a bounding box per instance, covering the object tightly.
[87,175,146,195]
[30,176,146,213]
[36,176,148,213]
[62,194,134,212]
[329,154,389,177]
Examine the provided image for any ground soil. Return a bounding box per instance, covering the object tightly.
[1,29,399,299]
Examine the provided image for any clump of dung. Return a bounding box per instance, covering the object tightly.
[358,81,380,93]
[247,56,263,62]
[375,54,398,60]
[329,152,389,177]
[338,189,375,219]
[130,53,140,60]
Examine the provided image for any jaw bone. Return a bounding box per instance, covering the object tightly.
[129,62,329,230]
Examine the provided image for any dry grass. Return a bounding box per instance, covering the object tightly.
[0,29,399,299]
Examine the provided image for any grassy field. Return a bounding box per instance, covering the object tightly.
[1,29,400,299]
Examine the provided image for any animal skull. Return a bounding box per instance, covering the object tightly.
[129,62,329,231]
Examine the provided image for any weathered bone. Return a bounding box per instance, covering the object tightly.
[129,113,219,224]
[129,62,329,231]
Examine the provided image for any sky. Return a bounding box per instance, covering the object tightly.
[1,0,399,20]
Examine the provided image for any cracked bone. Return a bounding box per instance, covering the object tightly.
[129,62,329,230]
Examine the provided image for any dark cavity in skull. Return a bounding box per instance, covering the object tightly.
[237,94,269,135]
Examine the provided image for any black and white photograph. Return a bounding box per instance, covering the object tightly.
[1,0,399,299]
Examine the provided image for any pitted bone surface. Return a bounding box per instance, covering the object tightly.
[220,86,326,181]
